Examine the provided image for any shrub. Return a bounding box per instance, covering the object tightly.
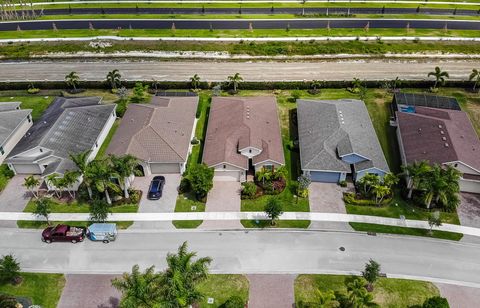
[115,99,128,117]
[343,192,391,206]
[191,137,200,145]
[290,89,302,102]
[339,180,347,187]
[221,296,245,308]
[128,189,141,204]
[187,163,214,199]
[0,254,20,285]
[27,87,40,94]
[178,177,191,194]
[423,296,449,308]
[241,182,257,199]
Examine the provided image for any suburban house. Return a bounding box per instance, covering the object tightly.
[6,97,116,189]
[396,106,480,194]
[202,96,285,182]
[0,102,33,165]
[297,99,390,183]
[106,94,198,175]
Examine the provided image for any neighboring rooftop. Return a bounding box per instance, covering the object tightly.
[393,93,460,113]
[106,96,198,163]
[0,102,21,112]
[298,99,390,173]
[397,106,480,172]
[0,102,32,146]
[203,96,284,169]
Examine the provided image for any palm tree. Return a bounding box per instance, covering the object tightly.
[62,170,80,199]
[190,74,201,91]
[109,154,140,199]
[23,175,40,199]
[106,69,122,90]
[227,72,243,93]
[347,278,376,308]
[45,173,61,198]
[382,173,399,189]
[372,184,390,206]
[469,68,480,92]
[112,265,162,308]
[357,173,379,196]
[256,168,272,185]
[314,289,338,307]
[273,166,288,180]
[428,66,449,90]
[70,150,94,199]
[422,164,448,209]
[159,241,212,307]
[65,71,80,91]
[401,161,431,199]
[87,159,120,205]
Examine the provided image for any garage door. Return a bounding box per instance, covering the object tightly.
[149,163,180,174]
[459,179,480,194]
[310,171,341,183]
[12,164,41,174]
[214,170,241,181]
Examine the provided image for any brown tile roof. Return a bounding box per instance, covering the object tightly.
[202,96,285,170]
[106,96,198,163]
[397,106,480,172]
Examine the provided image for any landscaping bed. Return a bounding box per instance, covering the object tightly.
[23,198,138,213]
[241,219,311,229]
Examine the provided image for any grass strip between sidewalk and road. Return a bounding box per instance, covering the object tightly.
[17,220,134,229]
[241,219,311,228]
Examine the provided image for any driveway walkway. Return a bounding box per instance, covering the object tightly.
[247,275,296,308]
[308,182,353,231]
[200,181,243,230]
[130,174,180,230]
[436,283,480,308]
[57,274,121,308]
[0,175,31,228]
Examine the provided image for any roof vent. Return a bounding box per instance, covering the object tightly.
[423,151,427,154]
[440,130,445,135]
[444,143,449,148]
[442,137,447,141]
[438,124,443,129]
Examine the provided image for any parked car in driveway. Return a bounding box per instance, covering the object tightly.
[147,176,165,200]
[42,224,86,244]
[87,223,118,243]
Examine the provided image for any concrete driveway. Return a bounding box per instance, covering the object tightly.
[0,175,31,228]
[458,193,480,228]
[247,274,296,308]
[200,181,243,230]
[57,274,121,308]
[130,174,180,230]
[436,283,480,308]
[308,182,352,231]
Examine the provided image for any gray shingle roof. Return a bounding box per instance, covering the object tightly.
[297,99,390,173]
[0,102,21,112]
[0,103,32,147]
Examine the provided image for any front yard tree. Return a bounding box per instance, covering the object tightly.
[62,170,80,199]
[23,175,40,199]
[110,154,140,199]
[428,66,449,91]
[88,159,121,205]
[402,161,431,199]
[159,241,212,307]
[188,163,214,199]
[89,199,111,223]
[358,173,379,196]
[372,184,390,206]
[32,197,52,225]
[314,289,338,308]
[382,173,399,189]
[256,168,272,185]
[65,71,80,91]
[264,197,283,225]
[112,265,162,308]
[346,278,376,307]
[70,150,94,199]
[190,74,201,91]
[0,254,21,285]
[362,259,381,291]
[297,174,311,198]
[423,296,449,308]
[422,164,460,210]
[428,211,442,234]
[227,72,243,93]
[106,69,122,90]
[469,68,480,92]
[130,82,149,103]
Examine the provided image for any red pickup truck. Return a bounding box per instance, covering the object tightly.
[42,224,86,244]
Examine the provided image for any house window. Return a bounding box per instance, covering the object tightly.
[27,115,31,123]
[454,163,458,168]
[249,149,252,153]
[264,165,273,171]
[0,147,4,155]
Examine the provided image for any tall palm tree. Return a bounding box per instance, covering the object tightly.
[110,154,140,199]
[62,170,80,199]
[87,159,120,205]
[112,265,162,308]
[422,164,448,209]
[23,175,40,199]
[190,74,201,91]
[227,72,243,93]
[159,241,212,307]
[469,68,480,92]
[347,278,376,308]
[314,289,338,308]
[106,69,122,90]
[428,66,449,90]
[401,161,432,199]
[45,173,61,198]
[70,150,94,199]
[65,71,80,91]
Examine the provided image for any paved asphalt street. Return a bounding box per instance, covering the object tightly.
[1,229,480,287]
[1,18,480,31]
[0,60,478,82]
[32,7,479,16]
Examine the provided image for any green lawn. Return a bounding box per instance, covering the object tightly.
[241,219,311,228]
[295,274,441,308]
[23,198,138,213]
[350,222,463,241]
[0,272,65,308]
[0,164,14,192]
[0,95,55,120]
[172,192,206,229]
[186,92,211,171]
[96,119,120,158]
[17,220,133,229]
[197,274,249,308]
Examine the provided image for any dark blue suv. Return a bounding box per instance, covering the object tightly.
[147,176,166,200]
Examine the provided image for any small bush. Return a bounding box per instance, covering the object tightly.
[423,296,449,308]
[339,180,347,187]
[221,296,245,308]
[290,89,302,102]
[191,137,200,145]
[344,192,391,206]
[241,182,257,199]
[27,87,40,94]
[128,189,141,204]
[0,254,20,285]
[178,177,191,194]
[115,99,128,117]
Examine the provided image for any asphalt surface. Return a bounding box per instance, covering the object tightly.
[0,60,478,82]
[2,18,480,31]
[1,229,480,288]
[29,7,480,16]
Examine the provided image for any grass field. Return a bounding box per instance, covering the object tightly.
[0,273,65,308]
[0,95,55,120]
[173,192,206,229]
[350,222,463,240]
[241,219,311,228]
[197,274,249,308]
[295,274,441,307]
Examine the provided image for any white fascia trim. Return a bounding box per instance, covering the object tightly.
[211,162,248,171]
[444,160,480,174]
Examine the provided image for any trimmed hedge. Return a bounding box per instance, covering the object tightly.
[343,192,392,206]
